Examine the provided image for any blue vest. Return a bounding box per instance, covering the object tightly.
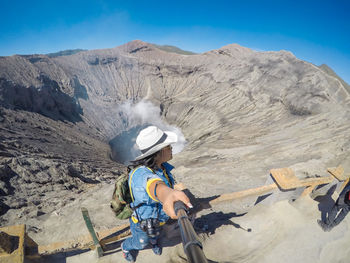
[129,162,175,222]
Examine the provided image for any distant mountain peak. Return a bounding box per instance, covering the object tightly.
[219,43,253,52]
[150,44,196,55]
[117,40,196,55]
[318,64,350,93]
[117,40,155,54]
[46,49,86,57]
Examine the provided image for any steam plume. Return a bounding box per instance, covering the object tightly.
[109,100,186,164]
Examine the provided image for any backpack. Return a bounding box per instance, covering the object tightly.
[110,170,133,220]
[110,167,147,220]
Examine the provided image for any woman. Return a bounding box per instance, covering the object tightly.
[121,126,191,262]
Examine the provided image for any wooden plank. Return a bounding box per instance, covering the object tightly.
[339,177,350,192]
[37,235,94,255]
[270,168,300,189]
[301,184,318,197]
[96,223,129,240]
[270,168,334,189]
[294,176,334,188]
[99,228,131,247]
[211,169,336,204]
[327,166,346,181]
[209,183,278,205]
[35,223,129,256]
[0,224,25,263]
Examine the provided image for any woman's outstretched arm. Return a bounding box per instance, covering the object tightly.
[147,181,192,219]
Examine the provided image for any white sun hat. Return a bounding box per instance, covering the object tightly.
[134,126,178,161]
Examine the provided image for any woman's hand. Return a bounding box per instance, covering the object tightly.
[162,189,192,219]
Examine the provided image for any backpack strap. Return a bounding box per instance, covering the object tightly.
[162,167,173,188]
[129,166,154,203]
[129,167,139,204]
[129,166,156,223]
[129,166,155,215]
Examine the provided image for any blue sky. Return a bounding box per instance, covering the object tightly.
[1,0,349,83]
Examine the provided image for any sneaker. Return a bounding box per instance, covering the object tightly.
[317,219,331,232]
[152,244,162,255]
[121,243,135,262]
[122,250,135,262]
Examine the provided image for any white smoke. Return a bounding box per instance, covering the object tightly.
[110,99,186,164]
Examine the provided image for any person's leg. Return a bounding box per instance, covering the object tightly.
[121,220,150,261]
[122,221,150,251]
[146,223,163,255]
[149,235,162,255]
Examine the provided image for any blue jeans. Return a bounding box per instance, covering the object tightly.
[122,218,160,251]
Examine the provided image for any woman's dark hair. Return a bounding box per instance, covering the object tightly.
[127,150,161,172]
